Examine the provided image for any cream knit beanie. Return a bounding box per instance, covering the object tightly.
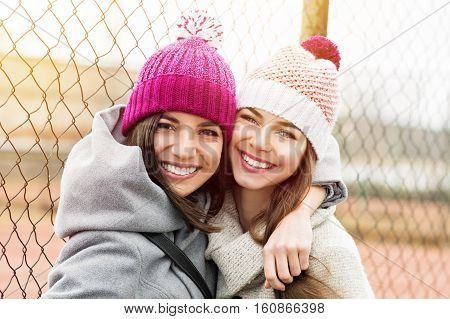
[237,36,341,160]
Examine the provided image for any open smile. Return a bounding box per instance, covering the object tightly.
[239,150,276,172]
[160,161,201,177]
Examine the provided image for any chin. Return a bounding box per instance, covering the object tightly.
[168,173,212,197]
[233,174,269,190]
[170,187,191,197]
[169,181,199,197]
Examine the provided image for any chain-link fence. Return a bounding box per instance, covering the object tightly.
[0,0,449,299]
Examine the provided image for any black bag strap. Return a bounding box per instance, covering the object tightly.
[141,232,213,299]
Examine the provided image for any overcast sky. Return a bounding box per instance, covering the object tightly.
[1,0,449,130]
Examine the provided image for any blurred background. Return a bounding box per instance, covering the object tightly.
[0,0,449,298]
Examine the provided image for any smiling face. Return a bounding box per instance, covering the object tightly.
[230,107,308,191]
[154,112,224,197]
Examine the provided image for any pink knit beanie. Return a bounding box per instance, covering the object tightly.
[237,36,341,161]
[122,11,236,139]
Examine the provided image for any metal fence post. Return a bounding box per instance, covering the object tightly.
[301,0,329,41]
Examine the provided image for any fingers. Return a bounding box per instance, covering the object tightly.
[263,243,311,290]
[299,247,310,270]
[287,247,302,277]
[263,248,286,291]
[275,250,293,285]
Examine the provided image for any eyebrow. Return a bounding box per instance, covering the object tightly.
[274,120,301,132]
[198,121,220,128]
[161,114,179,123]
[244,107,263,119]
[161,115,219,129]
[245,108,301,132]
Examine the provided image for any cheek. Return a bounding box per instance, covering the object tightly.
[276,142,303,172]
[153,132,167,155]
[231,122,249,144]
[154,131,178,158]
[200,140,223,169]
[228,139,243,170]
[229,125,246,157]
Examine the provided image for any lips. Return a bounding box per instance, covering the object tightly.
[238,150,276,172]
[160,161,201,177]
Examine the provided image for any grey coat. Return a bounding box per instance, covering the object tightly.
[42,105,217,299]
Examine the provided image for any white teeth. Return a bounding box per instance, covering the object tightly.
[161,163,197,176]
[241,152,273,169]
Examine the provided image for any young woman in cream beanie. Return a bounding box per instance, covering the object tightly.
[206,36,374,299]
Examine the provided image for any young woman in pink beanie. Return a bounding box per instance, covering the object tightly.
[43,10,346,298]
[205,36,374,299]
[43,11,236,299]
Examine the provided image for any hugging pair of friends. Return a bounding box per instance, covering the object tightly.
[43,11,374,299]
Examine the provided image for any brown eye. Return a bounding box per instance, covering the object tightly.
[199,129,219,137]
[157,122,175,130]
[277,130,296,139]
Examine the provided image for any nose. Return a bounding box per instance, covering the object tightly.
[171,127,197,160]
[249,126,272,152]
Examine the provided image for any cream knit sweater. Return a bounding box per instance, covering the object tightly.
[205,191,375,299]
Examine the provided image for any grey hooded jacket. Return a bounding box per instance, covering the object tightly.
[42,105,217,299]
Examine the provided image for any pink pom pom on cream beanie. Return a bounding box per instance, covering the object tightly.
[237,36,341,160]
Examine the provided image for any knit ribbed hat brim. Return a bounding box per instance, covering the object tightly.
[123,74,236,139]
[237,78,333,160]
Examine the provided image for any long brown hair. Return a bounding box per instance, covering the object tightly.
[247,140,341,299]
[276,265,342,299]
[124,113,228,233]
[249,141,317,244]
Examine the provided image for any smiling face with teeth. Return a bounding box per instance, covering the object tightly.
[154,112,224,197]
[229,107,308,191]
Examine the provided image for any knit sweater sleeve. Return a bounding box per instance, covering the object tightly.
[42,231,142,299]
[309,216,375,299]
[310,246,375,298]
[312,136,348,209]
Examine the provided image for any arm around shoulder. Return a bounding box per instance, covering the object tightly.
[312,136,348,208]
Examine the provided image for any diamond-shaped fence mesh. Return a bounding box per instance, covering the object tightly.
[0,0,448,299]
